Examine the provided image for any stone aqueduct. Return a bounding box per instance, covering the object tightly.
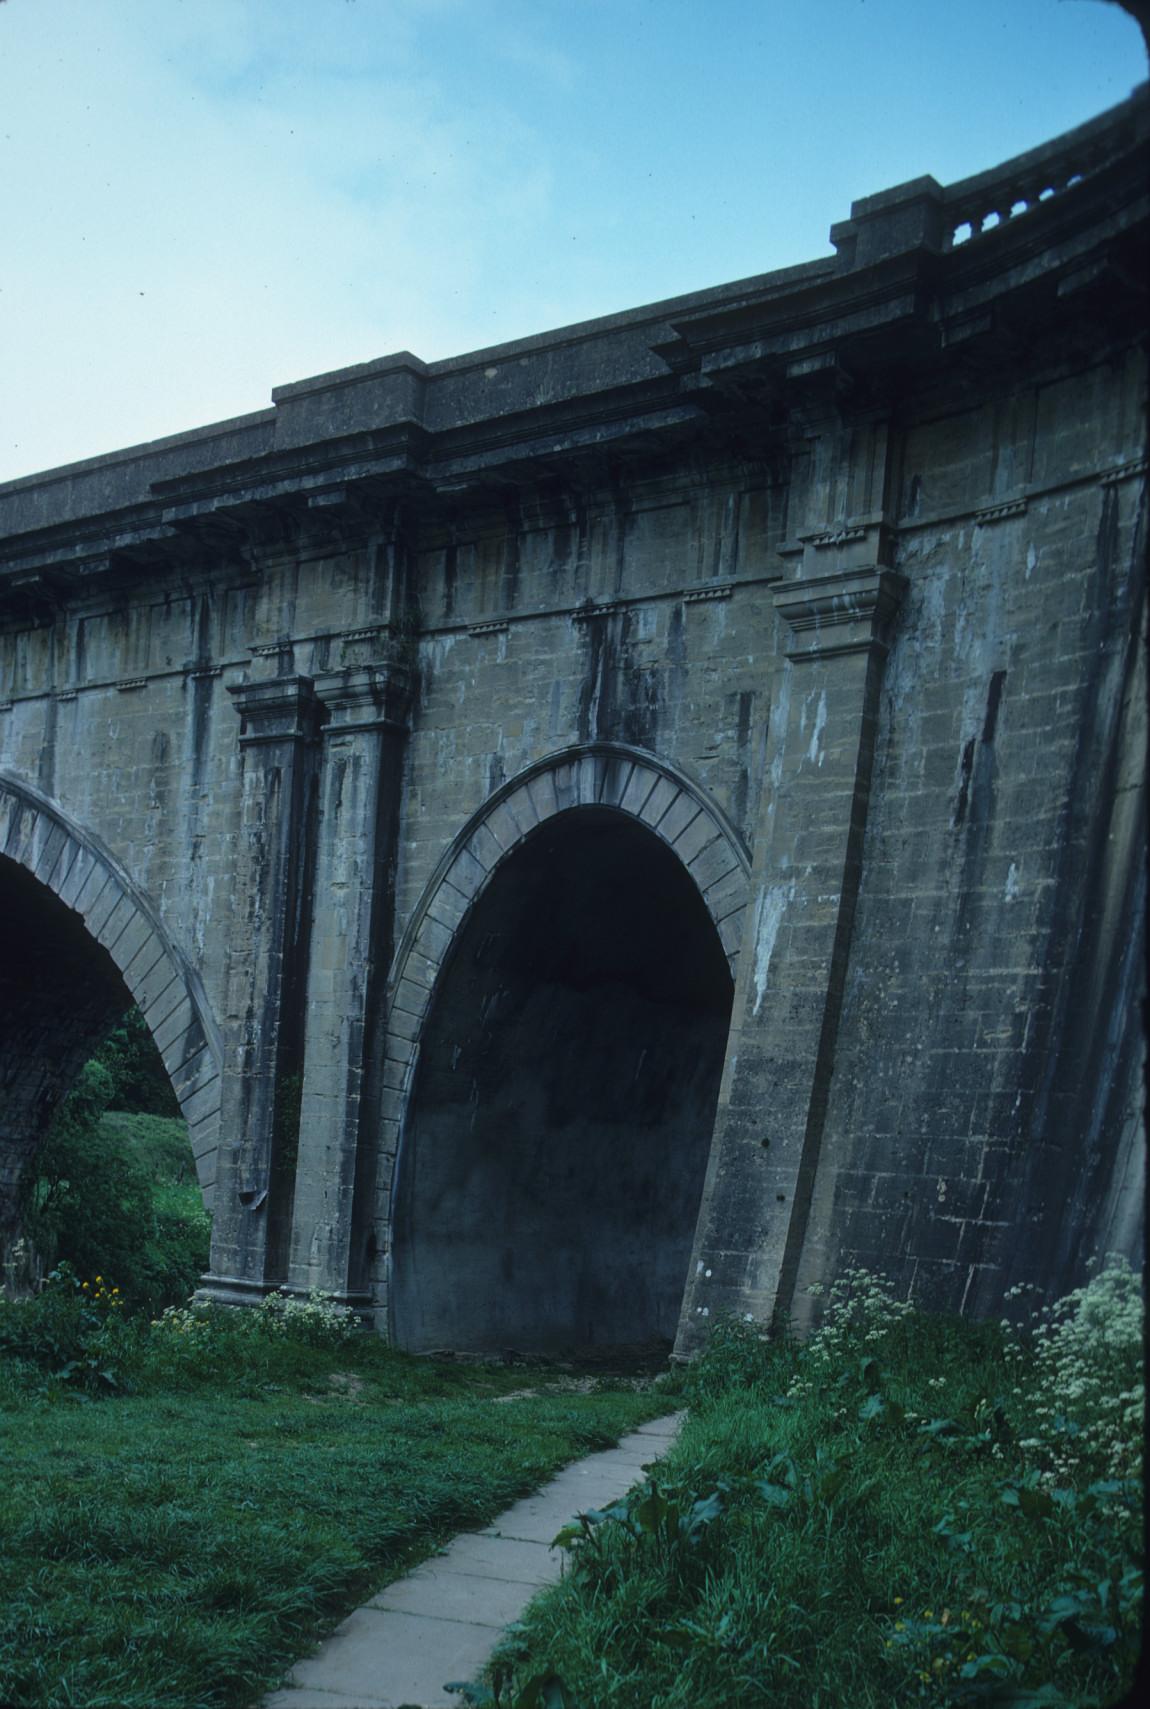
[0,93,1146,1354]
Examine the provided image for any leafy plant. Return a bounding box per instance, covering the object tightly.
[0,1261,133,1392]
[682,1313,780,1405]
[256,1287,361,1348]
[1003,1256,1143,1485]
[552,1474,729,1598]
[19,1069,208,1313]
[90,1006,180,1117]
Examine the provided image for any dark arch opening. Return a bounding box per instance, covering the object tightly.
[391,808,734,1356]
[0,854,135,1255]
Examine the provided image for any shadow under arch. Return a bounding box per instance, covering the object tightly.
[0,772,224,1222]
[383,743,752,1354]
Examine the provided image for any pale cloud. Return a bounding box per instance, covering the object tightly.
[0,0,560,479]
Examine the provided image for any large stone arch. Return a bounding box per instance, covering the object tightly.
[0,771,223,1207]
[380,742,752,1337]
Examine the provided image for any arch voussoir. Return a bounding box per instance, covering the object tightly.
[655,791,699,847]
[55,844,99,911]
[484,800,522,853]
[31,821,70,887]
[524,767,559,823]
[619,764,658,819]
[3,803,35,866]
[636,773,679,831]
[452,843,489,898]
[466,820,503,872]
[690,837,740,896]
[108,913,154,974]
[574,751,603,805]
[426,884,467,933]
[501,782,541,840]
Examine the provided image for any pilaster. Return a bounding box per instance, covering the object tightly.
[287,658,412,1305]
[203,675,321,1298]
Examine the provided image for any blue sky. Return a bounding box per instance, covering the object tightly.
[0,0,1144,484]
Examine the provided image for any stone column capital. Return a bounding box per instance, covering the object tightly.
[228,675,321,746]
[312,662,412,734]
[773,566,907,663]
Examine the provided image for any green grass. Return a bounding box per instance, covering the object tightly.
[98,1109,202,1188]
[0,1322,669,1709]
[483,1274,1142,1709]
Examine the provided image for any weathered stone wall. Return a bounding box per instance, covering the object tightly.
[792,353,1147,1326]
[0,582,249,969]
[1,89,1145,1346]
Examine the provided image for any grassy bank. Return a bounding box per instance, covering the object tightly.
[0,1287,668,1709]
[482,1264,1142,1709]
[19,1093,210,1314]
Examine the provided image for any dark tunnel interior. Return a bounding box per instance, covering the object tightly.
[390,808,734,1356]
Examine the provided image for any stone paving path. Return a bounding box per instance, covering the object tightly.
[264,1410,685,1709]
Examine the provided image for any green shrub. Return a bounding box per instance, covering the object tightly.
[103,1110,203,1186]
[20,1072,209,1315]
[139,1179,212,1307]
[11,1008,204,1316]
[91,1007,179,1117]
[785,1265,913,1400]
[1004,1255,1144,1486]
[0,1262,134,1393]
[22,1063,152,1286]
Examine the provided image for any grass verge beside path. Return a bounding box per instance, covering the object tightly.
[484,1265,1142,1709]
[0,1325,667,1709]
